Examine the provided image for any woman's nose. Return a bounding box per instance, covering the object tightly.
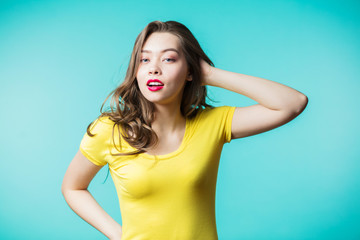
[149,68,159,75]
[148,62,161,75]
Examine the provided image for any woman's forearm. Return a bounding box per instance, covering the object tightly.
[62,189,122,239]
[204,65,308,112]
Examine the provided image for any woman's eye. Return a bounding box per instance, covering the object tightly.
[140,58,175,63]
[164,58,175,62]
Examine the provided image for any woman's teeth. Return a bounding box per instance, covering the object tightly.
[148,82,164,86]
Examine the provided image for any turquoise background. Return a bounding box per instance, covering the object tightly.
[1,0,359,239]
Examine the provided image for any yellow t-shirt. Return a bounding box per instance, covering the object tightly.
[79,106,236,240]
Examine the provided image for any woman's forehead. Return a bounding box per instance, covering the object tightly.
[141,32,181,53]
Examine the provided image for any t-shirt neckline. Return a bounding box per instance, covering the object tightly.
[141,117,190,160]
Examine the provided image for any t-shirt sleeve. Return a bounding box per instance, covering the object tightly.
[223,106,236,143]
[79,116,113,166]
[199,106,236,144]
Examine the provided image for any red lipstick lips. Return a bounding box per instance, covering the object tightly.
[147,79,164,91]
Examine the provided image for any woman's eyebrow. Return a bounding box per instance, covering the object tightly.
[141,48,179,54]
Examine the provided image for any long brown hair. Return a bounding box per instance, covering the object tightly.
[86,20,215,159]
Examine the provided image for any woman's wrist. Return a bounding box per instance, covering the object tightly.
[200,59,215,86]
[204,66,216,86]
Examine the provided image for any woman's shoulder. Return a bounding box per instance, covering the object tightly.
[97,115,116,124]
[189,105,234,126]
[87,115,116,137]
[189,105,235,143]
[90,115,117,128]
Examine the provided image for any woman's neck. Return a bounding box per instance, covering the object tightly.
[151,104,186,135]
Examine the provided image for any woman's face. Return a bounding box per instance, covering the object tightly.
[136,32,192,106]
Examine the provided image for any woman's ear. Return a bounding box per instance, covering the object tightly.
[186,72,192,81]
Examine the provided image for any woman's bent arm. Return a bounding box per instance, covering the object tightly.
[62,150,122,240]
[201,60,307,112]
[200,59,308,139]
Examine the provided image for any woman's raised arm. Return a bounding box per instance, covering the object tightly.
[200,59,308,139]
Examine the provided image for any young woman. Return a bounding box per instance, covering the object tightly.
[61,20,308,240]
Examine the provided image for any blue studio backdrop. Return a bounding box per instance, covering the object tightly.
[0,0,359,239]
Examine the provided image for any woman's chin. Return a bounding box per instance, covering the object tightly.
[144,96,180,106]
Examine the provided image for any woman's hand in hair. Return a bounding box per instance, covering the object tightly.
[199,58,214,86]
